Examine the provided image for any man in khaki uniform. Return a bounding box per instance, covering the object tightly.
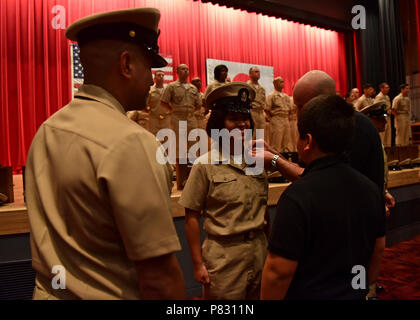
[287,97,298,152]
[265,77,292,153]
[25,8,185,300]
[179,83,269,299]
[161,64,202,159]
[247,66,267,139]
[204,64,228,99]
[354,83,375,111]
[346,88,360,105]
[374,82,392,146]
[191,77,206,130]
[147,70,171,136]
[392,84,411,146]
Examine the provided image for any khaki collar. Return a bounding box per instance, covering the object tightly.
[175,79,190,87]
[208,148,247,172]
[75,84,126,115]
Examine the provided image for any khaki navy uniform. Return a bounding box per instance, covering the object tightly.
[354,95,374,111]
[374,92,391,146]
[392,93,411,146]
[126,110,150,131]
[204,80,224,99]
[266,90,292,153]
[26,85,180,299]
[147,84,171,136]
[287,99,298,152]
[194,92,206,130]
[161,80,202,158]
[179,150,268,299]
[247,81,266,138]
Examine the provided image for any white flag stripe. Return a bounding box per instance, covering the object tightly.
[152,67,173,73]
[160,66,173,72]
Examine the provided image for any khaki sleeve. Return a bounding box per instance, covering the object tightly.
[178,163,209,212]
[354,98,362,111]
[98,132,180,261]
[195,88,202,108]
[392,96,399,111]
[265,93,273,112]
[160,84,172,105]
[146,89,152,107]
[287,95,293,111]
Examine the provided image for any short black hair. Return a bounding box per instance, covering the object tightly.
[298,95,355,155]
[379,82,389,89]
[206,108,254,137]
[400,83,409,90]
[363,83,373,90]
[214,65,228,81]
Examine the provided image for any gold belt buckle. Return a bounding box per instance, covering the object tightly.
[159,115,165,120]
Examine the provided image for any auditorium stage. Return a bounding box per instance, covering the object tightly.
[1,169,420,236]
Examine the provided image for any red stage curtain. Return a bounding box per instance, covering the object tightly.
[415,0,420,73]
[353,31,363,92]
[0,0,348,169]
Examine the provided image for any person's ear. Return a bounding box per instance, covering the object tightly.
[304,133,313,152]
[120,50,134,79]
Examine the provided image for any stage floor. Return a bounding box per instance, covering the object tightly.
[1,169,419,236]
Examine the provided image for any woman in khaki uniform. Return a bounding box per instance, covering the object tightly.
[179,82,269,300]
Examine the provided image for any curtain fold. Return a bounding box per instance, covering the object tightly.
[414,0,420,73]
[1,0,348,169]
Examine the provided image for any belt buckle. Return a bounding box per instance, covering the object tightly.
[159,115,165,120]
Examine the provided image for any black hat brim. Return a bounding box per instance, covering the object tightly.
[151,54,168,68]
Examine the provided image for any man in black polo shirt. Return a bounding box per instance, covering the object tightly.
[260,95,386,299]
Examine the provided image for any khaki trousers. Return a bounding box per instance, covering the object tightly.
[379,117,391,147]
[171,113,198,159]
[395,114,410,146]
[251,109,266,140]
[287,119,298,152]
[202,231,268,300]
[270,116,291,153]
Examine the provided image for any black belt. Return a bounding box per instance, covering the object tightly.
[207,229,262,242]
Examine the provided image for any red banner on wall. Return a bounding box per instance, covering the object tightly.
[0,0,348,169]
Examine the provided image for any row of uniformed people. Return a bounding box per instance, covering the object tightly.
[347,83,412,146]
[127,64,300,154]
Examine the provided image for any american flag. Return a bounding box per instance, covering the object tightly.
[71,43,84,96]
[70,43,173,94]
[152,55,173,86]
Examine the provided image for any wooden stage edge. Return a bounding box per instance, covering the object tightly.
[1,169,419,236]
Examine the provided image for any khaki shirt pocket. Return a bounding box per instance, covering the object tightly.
[174,87,185,104]
[211,173,240,202]
[187,88,199,106]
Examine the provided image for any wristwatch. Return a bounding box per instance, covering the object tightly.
[271,154,280,171]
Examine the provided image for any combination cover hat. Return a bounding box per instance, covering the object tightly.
[66,8,167,68]
[205,82,256,113]
[360,101,388,118]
